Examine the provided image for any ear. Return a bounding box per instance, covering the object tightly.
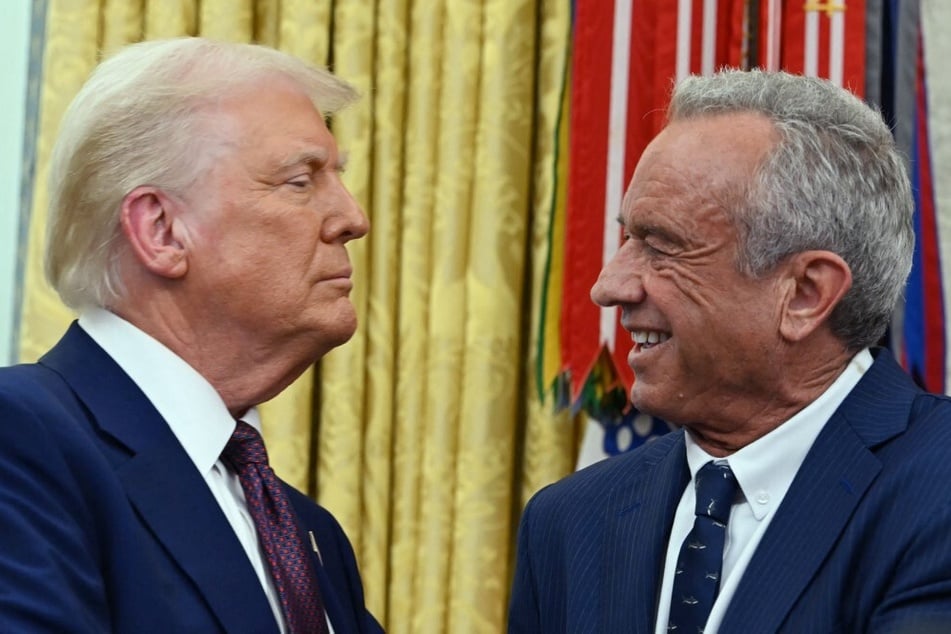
[779,250,852,342]
[119,186,189,279]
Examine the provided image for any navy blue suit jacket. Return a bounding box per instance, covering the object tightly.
[0,323,383,633]
[509,350,951,633]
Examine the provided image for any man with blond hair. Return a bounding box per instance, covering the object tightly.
[0,38,382,633]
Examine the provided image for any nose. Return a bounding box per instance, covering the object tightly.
[323,180,370,243]
[590,242,645,307]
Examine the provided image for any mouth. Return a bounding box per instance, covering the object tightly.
[629,329,671,354]
[316,270,354,293]
[321,267,353,281]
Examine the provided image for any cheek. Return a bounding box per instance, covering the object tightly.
[651,263,719,310]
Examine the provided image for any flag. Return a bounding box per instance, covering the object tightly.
[892,0,946,393]
[918,1,951,394]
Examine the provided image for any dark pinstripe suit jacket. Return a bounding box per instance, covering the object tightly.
[509,350,951,633]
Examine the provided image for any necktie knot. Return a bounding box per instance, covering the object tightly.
[223,420,269,467]
[693,461,737,524]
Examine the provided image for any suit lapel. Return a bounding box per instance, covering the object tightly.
[286,491,358,633]
[719,416,879,631]
[41,324,278,634]
[720,351,918,631]
[602,433,690,633]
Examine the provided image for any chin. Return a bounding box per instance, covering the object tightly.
[630,387,674,423]
[320,317,358,349]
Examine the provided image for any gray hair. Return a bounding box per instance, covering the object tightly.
[669,69,914,351]
[45,37,359,310]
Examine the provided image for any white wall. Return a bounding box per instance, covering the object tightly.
[0,3,32,364]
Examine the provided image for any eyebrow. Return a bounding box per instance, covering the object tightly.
[336,150,349,171]
[275,148,331,173]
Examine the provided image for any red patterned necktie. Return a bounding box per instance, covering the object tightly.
[223,421,329,634]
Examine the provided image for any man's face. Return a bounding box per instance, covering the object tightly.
[591,112,786,428]
[183,78,368,361]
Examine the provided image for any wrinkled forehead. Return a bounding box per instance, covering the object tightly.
[625,113,776,199]
[206,78,331,145]
[618,113,777,232]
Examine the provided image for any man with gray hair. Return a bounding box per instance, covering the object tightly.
[509,69,951,633]
[0,38,383,633]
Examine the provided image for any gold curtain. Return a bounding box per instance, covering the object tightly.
[19,0,575,631]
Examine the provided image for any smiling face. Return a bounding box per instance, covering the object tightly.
[182,77,368,363]
[591,112,787,429]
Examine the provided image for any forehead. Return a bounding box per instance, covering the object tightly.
[215,78,337,162]
[621,112,775,224]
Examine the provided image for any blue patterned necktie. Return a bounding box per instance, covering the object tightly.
[667,461,738,633]
[223,421,329,634]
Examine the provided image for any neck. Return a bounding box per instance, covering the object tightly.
[112,297,319,417]
[684,342,854,457]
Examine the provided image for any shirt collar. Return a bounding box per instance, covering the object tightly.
[685,349,873,520]
[78,307,257,474]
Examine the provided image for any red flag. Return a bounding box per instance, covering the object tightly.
[776,0,866,96]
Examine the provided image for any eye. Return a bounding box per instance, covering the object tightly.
[286,175,313,189]
[643,236,669,256]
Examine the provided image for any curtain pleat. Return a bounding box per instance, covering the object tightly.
[101,0,143,53]
[198,0,253,40]
[388,1,443,630]
[520,0,577,508]
[410,0,482,629]
[18,0,99,364]
[444,0,539,630]
[144,0,196,38]
[277,0,332,66]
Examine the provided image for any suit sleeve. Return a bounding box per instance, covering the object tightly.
[323,512,385,634]
[869,498,951,633]
[508,495,543,633]
[0,390,110,632]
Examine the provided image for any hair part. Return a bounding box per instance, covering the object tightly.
[45,37,359,310]
[668,69,914,351]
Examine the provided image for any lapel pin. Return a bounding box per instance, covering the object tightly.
[308,530,323,565]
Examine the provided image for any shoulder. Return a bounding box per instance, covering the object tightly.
[0,361,119,506]
[0,363,90,449]
[908,391,951,427]
[524,430,683,523]
[0,364,130,631]
[0,362,66,404]
[875,391,951,477]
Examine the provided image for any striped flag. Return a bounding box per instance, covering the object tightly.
[768,0,866,94]
[893,0,946,394]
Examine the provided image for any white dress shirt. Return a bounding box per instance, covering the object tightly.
[653,349,873,634]
[80,308,333,634]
